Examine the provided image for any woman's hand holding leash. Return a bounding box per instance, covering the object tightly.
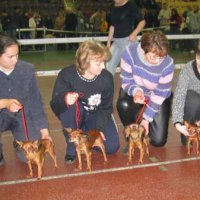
[65,92,79,106]
[133,91,145,104]
[175,123,189,136]
[0,99,23,112]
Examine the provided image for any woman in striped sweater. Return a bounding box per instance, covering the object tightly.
[117,30,174,147]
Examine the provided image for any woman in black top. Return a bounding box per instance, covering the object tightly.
[50,40,120,163]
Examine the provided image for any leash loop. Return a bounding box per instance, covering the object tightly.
[135,98,148,124]
[65,92,84,129]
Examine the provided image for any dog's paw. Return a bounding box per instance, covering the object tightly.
[54,165,58,170]
[187,152,191,156]
[138,160,143,164]
[104,160,108,164]
[74,168,82,172]
[27,174,33,178]
[86,168,92,172]
[126,161,132,165]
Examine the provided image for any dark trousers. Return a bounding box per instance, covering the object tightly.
[117,88,172,147]
[60,103,120,157]
[181,90,200,144]
[0,110,41,155]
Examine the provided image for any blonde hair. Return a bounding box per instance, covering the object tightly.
[76,39,111,75]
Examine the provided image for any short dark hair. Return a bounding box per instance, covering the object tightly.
[195,39,200,55]
[0,33,19,56]
[141,30,169,57]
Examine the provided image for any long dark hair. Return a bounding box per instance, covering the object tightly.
[0,33,19,56]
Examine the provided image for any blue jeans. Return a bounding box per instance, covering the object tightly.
[106,37,134,75]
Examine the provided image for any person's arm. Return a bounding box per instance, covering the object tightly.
[129,19,146,42]
[129,2,146,42]
[172,65,190,125]
[50,67,73,118]
[172,64,191,136]
[107,25,114,48]
[174,123,189,136]
[120,47,143,97]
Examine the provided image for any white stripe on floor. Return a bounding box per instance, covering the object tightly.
[0,156,200,186]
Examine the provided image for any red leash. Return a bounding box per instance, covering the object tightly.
[75,100,81,128]
[65,92,84,129]
[135,98,148,124]
[21,106,30,141]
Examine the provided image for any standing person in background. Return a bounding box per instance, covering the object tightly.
[1,11,13,37]
[180,6,192,52]
[100,13,108,36]
[188,5,200,36]
[157,2,171,32]
[50,39,120,163]
[90,9,105,36]
[29,11,37,50]
[188,5,200,53]
[172,39,200,145]
[54,10,66,51]
[65,9,78,50]
[117,30,174,152]
[169,8,182,50]
[106,0,145,76]
[0,33,51,165]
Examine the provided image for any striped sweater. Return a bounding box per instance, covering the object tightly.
[120,42,174,122]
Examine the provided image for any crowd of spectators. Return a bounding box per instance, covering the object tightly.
[0,0,199,52]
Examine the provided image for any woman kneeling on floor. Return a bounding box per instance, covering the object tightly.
[50,39,120,163]
[172,39,200,145]
[117,30,175,151]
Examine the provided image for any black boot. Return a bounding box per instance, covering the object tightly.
[181,134,187,146]
[0,153,5,166]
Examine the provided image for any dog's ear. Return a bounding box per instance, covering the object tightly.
[15,140,23,148]
[184,121,190,128]
[124,126,131,138]
[33,140,38,144]
[32,140,39,147]
[64,128,73,133]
